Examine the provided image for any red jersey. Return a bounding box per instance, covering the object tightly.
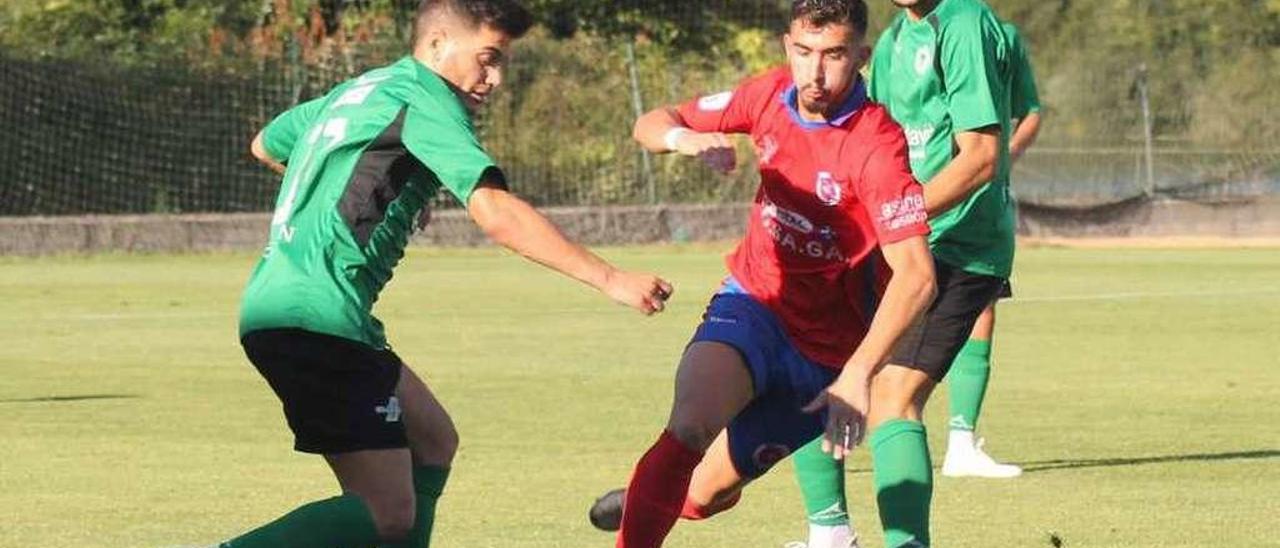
[677,68,929,369]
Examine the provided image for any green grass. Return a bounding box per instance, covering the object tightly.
[1,245,1278,548]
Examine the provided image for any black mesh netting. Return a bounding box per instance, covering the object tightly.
[1,36,1276,217]
[0,52,303,215]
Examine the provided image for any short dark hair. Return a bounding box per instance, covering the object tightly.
[416,0,534,40]
[791,0,869,36]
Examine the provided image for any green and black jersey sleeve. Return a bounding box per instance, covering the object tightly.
[941,11,1008,133]
[403,101,501,206]
[1004,23,1042,120]
[261,96,329,162]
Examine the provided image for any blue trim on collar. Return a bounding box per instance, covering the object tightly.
[781,78,868,130]
[718,276,748,296]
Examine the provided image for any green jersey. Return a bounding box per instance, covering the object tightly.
[1004,22,1042,120]
[869,0,1015,277]
[240,57,498,349]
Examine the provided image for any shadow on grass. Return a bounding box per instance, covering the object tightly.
[844,449,1279,474]
[0,394,141,404]
[1017,449,1280,473]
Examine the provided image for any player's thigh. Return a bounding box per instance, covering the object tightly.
[719,353,833,480]
[687,430,749,507]
[891,262,1005,380]
[667,341,755,451]
[395,364,458,467]
[241,328,409,455]
[868,364,936,428]
[970,279,1010,341]
[970,303,996,340]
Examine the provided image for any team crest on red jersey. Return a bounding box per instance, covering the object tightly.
[815,171,842,206]
[757,135,780,165]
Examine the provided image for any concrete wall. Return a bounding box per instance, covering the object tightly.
[1,198,1276,256]
[0,205,752,255]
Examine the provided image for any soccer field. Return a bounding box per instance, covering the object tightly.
[1,245,1277,548]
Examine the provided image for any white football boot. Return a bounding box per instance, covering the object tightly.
[782,527,861,548]
[941,432,1022,478]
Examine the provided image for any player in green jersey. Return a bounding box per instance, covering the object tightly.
[1003,22,1042,165]
[788,0,1013,546]
[785,13,1045,548]
[936,19,1043,479]
[787,12,1045,548]
[217,2,673,547]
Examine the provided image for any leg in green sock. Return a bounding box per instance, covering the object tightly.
[947,339,992,432]
[382,366,460,548]
[871,419,932,548]
[379,465,451,548]
[793,437,850,527]
[220,494,381,548]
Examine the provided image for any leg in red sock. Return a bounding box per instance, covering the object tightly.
[617,430,703,547]
[616,342,754,548]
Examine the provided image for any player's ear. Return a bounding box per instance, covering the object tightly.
[854,44,871,70]
[423,27,450,64]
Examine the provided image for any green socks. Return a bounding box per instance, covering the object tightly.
[380,465,451,548]
[795,421,933,547]
[947,339,992,432]
[220,493,380,548]
[221,465,450,548]
[792,437,850,526]
[872,419,932,548]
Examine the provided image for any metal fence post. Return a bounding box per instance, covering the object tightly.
[625,39,656,204]
[1136,63,1156,197]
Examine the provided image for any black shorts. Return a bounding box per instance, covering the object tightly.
[890,261,1006,380]
[997,279,1013,300]
[241,328,407,454]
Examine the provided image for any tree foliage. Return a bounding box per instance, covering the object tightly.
[527,0,787,48]
[1,0,1276,207]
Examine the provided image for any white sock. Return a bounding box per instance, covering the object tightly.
[947,429,975,455]
[808,522,853,548]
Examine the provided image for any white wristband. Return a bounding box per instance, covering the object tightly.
[663,127,691,151]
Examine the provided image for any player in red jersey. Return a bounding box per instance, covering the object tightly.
[587,2,937,546]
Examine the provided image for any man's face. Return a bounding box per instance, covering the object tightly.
[428,23,512,111]
[784,20,867,115]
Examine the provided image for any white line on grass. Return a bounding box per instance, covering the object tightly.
[30,311,228,321]
[13,288,1279,323]
[1009,288,1280,304]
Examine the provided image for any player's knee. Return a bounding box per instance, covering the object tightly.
[869,369,932,426]
[407,416,459,465]
[366,495,417,542]
[421,422,459,462]
[666,420,718,452]
[870,388,914,420]
[437,425,459,459]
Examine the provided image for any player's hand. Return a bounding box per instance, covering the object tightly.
[673,131,736,174]
[602,269,674,316]
[802,368,871,460]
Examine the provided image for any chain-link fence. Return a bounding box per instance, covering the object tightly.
[1,5,1277,216]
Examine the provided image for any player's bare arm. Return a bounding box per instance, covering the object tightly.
[1009,111,1042,163]
[921,125,1001,216]
[633,106,736,173]
[249,130,286,175]
[803,233,935,458]
[467,184,673,315]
